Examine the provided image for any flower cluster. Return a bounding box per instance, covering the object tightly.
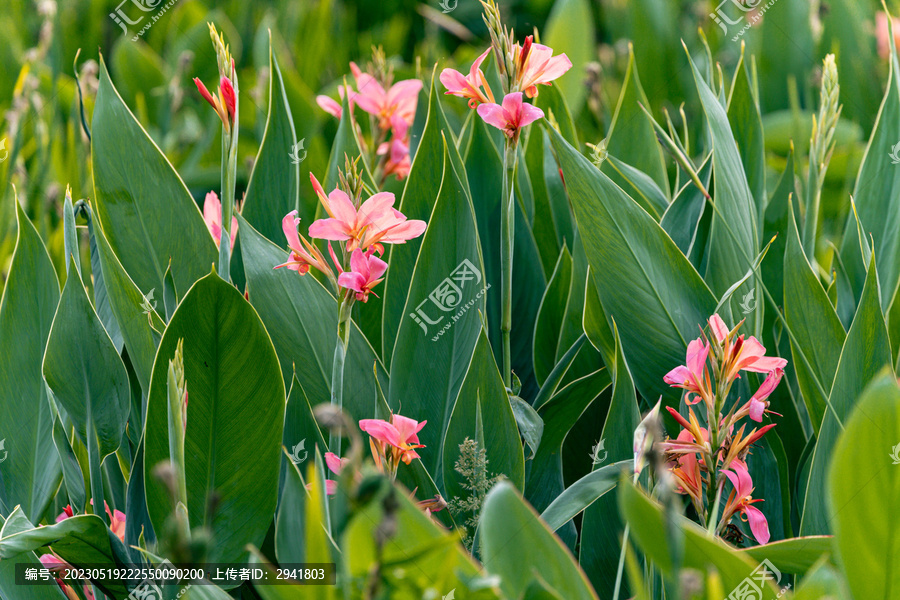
[360,413,426,478]
[276,171,425,303]
[659,314,787,545]
[193,24,237,134]
[202,191,238,250]
[439,0,571,141]
[316,56,421,181]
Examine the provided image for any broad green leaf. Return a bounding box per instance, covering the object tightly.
[92,58,217,296]
[604,154,668,219]
[801,251,891,535]
[525,122,561,275]
[727,49,766,226]
[543,0,593,117]
[533,84,578,148]
[43,257,130,459]
[784,201,844,433]
[580,322,641,596]
[837,33,900,318]
[143,271,284,566]
[382,73,455,363]
[534,246,573,386]
[0,203,61,523]
[388,140,486,480]
[760,148,795,313]
[619,480,781,598]
[829,372,900,600]
[542,130,575,251]
[242,41,301,233]
[233,40,302,288]
[549,125,716,405]
[443,328,525,500]
[276,451,308,565]
[541,460,629,532]
[687,51,760,330]
[526,369,611,516]
[238,216,387,421]
[555,236,603,385]
[480,481,598,600]
[342,474,494,600]
[86,206,124,353]
[791,558,850,600]
[0,508,130,599]
[738,536,833,575]
[465,116,546,396]
[92,212,164,397]
[660,155,712,257]
[601,46,668,195]
[283,375,327,483]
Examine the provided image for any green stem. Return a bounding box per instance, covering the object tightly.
[500,140,518,389]
[218,128,238,282]
[330,296,354,455]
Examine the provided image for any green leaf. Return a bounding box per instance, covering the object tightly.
[619,480,781,598]
[801,251,891,535]
[276,451,308,565]
[660,155,712,257]
[601,46,668,195]
[143,271,285,566]
[241,41,302,235]
[91,58,217,296]
[541,460,629,532]
[548,125,717,405]
[533,238,572,387]
[443,327,525,499]
[543,0,594,117]
[784,201,844,434]
[238,216,387,421]
[388,139,486,480]
[791,558,851,600]
[534,84,579,148]
[0,203,61,523]
[480,481,598,600]
[323,88,376,193]
[687,50,760,329]
[526,368,611,514]
[760,148,795,313]
[43,256,130,460]
[0,508,130,599]
[382,72,457,364]
[555,236,602,385]
[727,49,766,227]
[579,321,641,596]
[829,371,900,600]
[604,154,668,220]
[837,32,900,317]
[92,213,164,397]
[737,536,833,575]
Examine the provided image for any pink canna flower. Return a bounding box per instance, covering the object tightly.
[359,413,427,477]
[663,338,714,408]
[203,191,238,250]
[747,368,784,422]
[722,461,770,544]
[316,94,343,119]
[308,174,425,252]
[877,12,900,60]
[337,249,388,302]
[512,37,573,98]
[350,72,422,131]
[275,210,332,276]
[56,501,126,542]
[476,92,544,141]
[440,47,496,108]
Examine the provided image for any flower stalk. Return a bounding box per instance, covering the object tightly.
[500,139,517,387]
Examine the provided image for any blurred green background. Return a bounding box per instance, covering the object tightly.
[0,0,891,289]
